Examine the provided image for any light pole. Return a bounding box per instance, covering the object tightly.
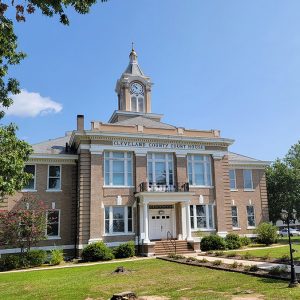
[280,209,299,288]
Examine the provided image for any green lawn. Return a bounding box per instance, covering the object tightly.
[229,245,300,260]
[1,259,300,299]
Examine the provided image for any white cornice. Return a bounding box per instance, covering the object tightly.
[29,154,78,164]
[229,160,270,169]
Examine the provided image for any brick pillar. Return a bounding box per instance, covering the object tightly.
[135,154,147,189]
[175,154,188,184]
[89,152,103,242]
[213,154,232,236]
[259,170,269,222]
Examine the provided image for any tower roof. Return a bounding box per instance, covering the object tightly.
[123,46,145,76]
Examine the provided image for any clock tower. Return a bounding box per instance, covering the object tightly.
[109,47,162,123]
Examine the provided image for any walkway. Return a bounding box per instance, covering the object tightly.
[184,253,300,273]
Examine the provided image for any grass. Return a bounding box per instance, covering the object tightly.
[1,259,300,299]
[230,244,300,260]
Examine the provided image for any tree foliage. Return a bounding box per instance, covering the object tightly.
[0,194,47,252]
[266,141,300,223]
[0,124,33,198]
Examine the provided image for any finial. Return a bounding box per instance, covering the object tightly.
[132,42,134,51]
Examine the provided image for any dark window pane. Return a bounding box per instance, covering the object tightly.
[47,223,59,236]
[49,178,60,189]
[49,166,60,177]
[105,220,109,233]
[128,219,132,232]
[24,165,35,189]
[113,220,125,232]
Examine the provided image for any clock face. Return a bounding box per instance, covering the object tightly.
[130,82,144,95]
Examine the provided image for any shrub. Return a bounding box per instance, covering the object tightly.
[214,251,224,257]
[255,223,278,245]
[280,254,290,262]
[81,242,114,262]
[225,233,242,250]
[25,250,47,267]
[225,252,237,258]
[261,253,271,261]
[199,258,208,263]
[200,235,226,251]
[186,257,197,262]
[248,265,259,272]
[113,241,135,259]
[50,249,64,265]
[0,255,20,271]
[240,236,251,246]
[212,260,222,266]
[269,265,288,276]
[231,261,238,268]
[241,252,253,260]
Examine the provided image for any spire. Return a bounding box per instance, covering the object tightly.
[124,44,144,76]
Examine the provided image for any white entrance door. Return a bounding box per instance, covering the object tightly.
[149,209,173,240]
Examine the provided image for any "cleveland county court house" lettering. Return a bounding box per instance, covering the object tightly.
[113,140,205,150]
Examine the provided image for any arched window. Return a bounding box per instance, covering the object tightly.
[131,96,145,112]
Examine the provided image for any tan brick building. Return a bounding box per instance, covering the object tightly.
[0,48,269,256]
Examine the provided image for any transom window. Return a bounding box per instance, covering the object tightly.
[231,206,239,228]
[104,152,133,186]
[229,169,236,190]
[23,165,36,190]
[247,205,256,227]
[243,169,253,190]
[147,153,174,187]
[190,204,215,230]
[46,210,60,237]
[105,206,133,234]
[187,155,212,186]
[48,166,61,190]
[131,96,145,112]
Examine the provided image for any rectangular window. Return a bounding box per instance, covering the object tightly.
[243,169,253,190]
[246,205,256,227]
[190,204,215,230]
[229,169,236,190]
[231,206,239,228]
[187,155,212,186]
[104,152,132,186]
[147,153,174,188]
[47,210,60,237]
[48,166,61,190]
[104,206,133,235]
[23,165,36,190]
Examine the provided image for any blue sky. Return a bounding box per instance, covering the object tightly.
[3,0,300,161]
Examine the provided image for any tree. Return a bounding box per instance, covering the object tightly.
[0,194,47,253]
[0,0,108,117]
[0,124,33,199]
[266,156,300,224]
[285,140,300,169]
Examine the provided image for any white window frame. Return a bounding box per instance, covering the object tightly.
[147,153,174,187]
[229,169,237,191]
[130,96,145,113]
[231,206,240,230]
[246,205,256,229]
[190,204,215,231]
[243,169,254,191]
[187,154,212,187]
[104,151,133,187]
[104,206,134,236]
[47,165,62,192]
[22,164,37,192]
[46,209,61,239]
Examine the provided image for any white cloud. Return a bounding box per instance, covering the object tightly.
[6,89,63,117]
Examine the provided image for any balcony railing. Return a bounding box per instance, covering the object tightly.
[139,182,189,193]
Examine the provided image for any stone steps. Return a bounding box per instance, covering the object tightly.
[154,240,195,255]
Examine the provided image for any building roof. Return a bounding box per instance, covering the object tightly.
[113,116,176,129]
[228,152,270,167]
[32,133,71,155]
[123,48,145,76]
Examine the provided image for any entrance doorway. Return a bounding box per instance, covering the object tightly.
[149,209,173,240]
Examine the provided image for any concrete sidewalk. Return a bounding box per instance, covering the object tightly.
[184,253,300,273]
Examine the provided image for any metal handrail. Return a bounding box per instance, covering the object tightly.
[167,231,176,255]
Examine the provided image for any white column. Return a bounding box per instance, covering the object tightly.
[181,202,187,239]
[185,201,193,241]
[143,201,150,243]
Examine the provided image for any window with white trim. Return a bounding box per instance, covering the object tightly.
[187,155,212,186]
[243,169,253,190]
[46,210,60,237]
[48,166,61,190]
[147,153,174,186]
[105,206,133,234]
[246,205,256,227]
[229,169,236,190]
[190,204,215,230]
[231,206,239,228]
[131,96,145,112]
[104,152,133,186]
[23,165,36,190]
